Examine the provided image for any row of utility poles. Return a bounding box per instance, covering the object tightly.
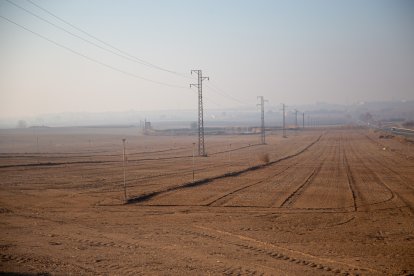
[259,99,315,143]
[120,69,318,203]
[188,69,318,153]
[120,102,317,203]
[120,111,318,199]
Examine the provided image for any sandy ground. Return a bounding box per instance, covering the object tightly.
[0,127,413,275]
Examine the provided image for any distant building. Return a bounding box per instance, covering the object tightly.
[140,118,152,134]
[144,120,152,130]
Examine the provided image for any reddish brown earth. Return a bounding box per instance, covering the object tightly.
[0,127,413,275]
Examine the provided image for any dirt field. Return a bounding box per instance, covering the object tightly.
[0,127,413,275]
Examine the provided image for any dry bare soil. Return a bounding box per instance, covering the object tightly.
[0,127,413,275]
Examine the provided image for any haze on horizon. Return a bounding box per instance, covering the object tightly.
[0,0,413,119]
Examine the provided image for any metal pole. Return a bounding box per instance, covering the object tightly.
[261,97,265,144]
[198,72,203,156]
[302,112,305,129]
[257,96,267,144]
[282,104,287,138]
[36,135,39,163]
[122,138,127,203]
[228,143,232,172]
[192,142,195,183]
[248,143,251,167]
[190,70,209,156]
[294,109,298,129]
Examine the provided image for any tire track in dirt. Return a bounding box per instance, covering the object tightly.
[179,226,380,275]
[128,134,323,204]
[0,146,188,160]
[349,144,396,202]
[271,133,344,210]
[354,131,414,212]
[0,253,95,275]
[65,152,247,180]
[33,231,147,275]
[353,136,414,214]
[364,132,414,160]
[343,150,359,212]
[0,160,118,169]
[205,162,300,207]
[213,261,280,275]
[178,229,300,275]
[90,162,228,191]
[286,132,361,211]
[0,151,198,169]
[375,162,414,192]
[238,215,356,233]
[207,137,329,208]
[91,141,316,196]
[363,146,414,192]
[207,143,263,156]
[346,136,398,211]
[279,164,323,208]
[1,145,267,195]
[0,144,262,169]
[0,154,196,169]
[1,158,229,194]
[368,164,414,214]
[219,265,266,276]
[34,222,272,275]
[58,235,142,250]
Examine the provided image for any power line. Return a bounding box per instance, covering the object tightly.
[203,96,224,109]
[8,0,191,79]
[0,15,188,89]
[18,0,246,110]
[206,81,250,106]
[25,0,192,78]
[181,84,222,109]
[4,1,253,109]
[6,0,144,66]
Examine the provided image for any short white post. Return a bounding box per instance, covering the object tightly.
[122,138,127,203]
[228,143,232,172]
[192,142,196,183]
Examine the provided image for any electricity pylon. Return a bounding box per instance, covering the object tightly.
[294,109,298,128]
[190,70,209,156]
[302,112,305,129]
[281,103,287,138]
[257,96,268,144]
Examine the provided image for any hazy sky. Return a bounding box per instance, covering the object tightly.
[1,0,413,118]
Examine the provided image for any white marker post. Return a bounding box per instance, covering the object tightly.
[36,135,39,164]
[192,142,196,183]
[228,143,232,172]
[122,138,127,203]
